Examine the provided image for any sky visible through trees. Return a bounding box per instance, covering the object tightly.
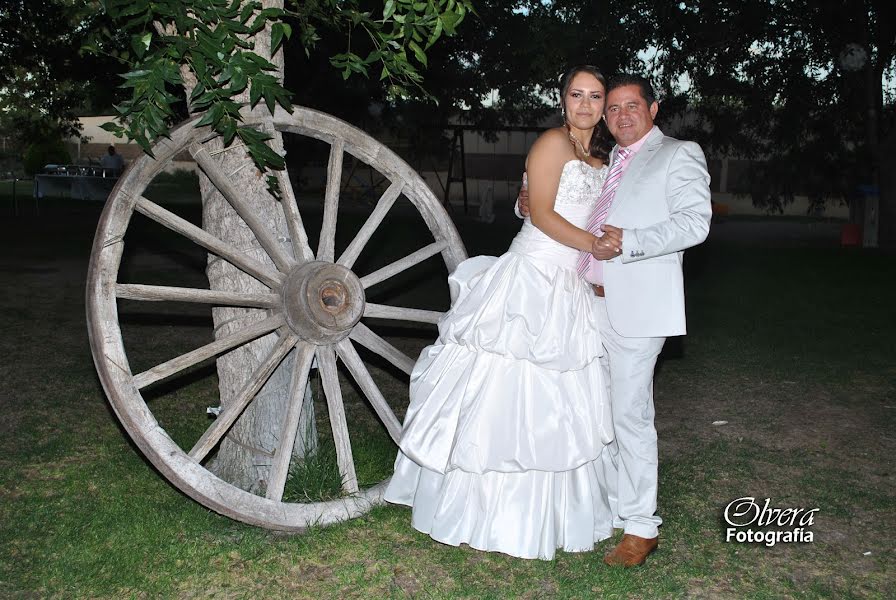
[2,1,895,241]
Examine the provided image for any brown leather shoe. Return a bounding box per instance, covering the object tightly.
[603,534,658,567]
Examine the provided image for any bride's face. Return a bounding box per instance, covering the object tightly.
[563,72,605,131]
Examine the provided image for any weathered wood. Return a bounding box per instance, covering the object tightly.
[336,180,404,269]
[317,139,344,262]
[363,303,444,325]
[189,331,299,462]
[281,261,364,344]
[190,142,295,273]
[334,339,402,444]
[349,322,415,375]
[87,106,469,531]
[266,342,317,501]
[135,196,283,288]
[274,106,468,271]
[360,241,449,289]
[116,283,279,308]
[273,167,315,262]
[133,315,285,390]
[316,345,359,494]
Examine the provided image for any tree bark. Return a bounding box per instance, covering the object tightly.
[173,0,316,493]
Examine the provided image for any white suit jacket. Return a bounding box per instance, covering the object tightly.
[602,127,711,338]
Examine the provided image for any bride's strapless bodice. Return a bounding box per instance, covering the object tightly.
[508,160,607,270]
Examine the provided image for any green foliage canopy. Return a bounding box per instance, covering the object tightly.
[644,0,896,211]
[97,0,473,175]
[0,1,122,143]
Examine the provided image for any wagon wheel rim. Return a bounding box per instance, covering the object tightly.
[87,107,467,530]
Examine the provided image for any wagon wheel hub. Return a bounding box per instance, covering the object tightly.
[281,261,364,344]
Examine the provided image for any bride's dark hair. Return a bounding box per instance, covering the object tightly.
[558,65,613,162]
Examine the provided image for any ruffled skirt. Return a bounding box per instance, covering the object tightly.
[384,253,614,560]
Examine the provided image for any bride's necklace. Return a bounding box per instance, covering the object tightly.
[567,127,590,159]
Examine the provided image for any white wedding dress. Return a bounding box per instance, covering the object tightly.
[384,160,613,560]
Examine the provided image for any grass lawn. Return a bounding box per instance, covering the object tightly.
[0,190,893,599]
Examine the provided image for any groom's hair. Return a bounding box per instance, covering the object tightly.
[607,74,657,105]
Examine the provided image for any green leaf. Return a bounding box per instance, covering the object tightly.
[270,22,291,54]
[121,69,153,80]
[230,68,248,93]
[131,32,152,59]
[263,89,276,115]
[249,78,263,107]
[248,7,285,33]
[221,118,237,145]
[244,53,277,71]
[409,40,427,67]
[239,2,257,24]
[383,0,396,20]
[266,175,282,200]
[425,16,443,49]
[195,103,223,128]
[439,11,458,35]
[99,122,124,135]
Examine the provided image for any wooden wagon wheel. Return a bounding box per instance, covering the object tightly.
[86,107,467,530]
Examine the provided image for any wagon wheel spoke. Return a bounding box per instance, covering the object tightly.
[359,241,448,290]
[363,303,444,325]
[135,197,283,288]
[189,142,295,273]
[336,180,404,269]
[317,139,344,262]
[316,345,359,494]
[266,341,317,501]
[334,338,402,444]
[272,167,315,262]
[116,284,279,308]
[349,322,415,376]
[189,331,299,462]
[133,314,286,390]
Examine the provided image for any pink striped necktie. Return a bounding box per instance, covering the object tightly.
[576,148,633,277]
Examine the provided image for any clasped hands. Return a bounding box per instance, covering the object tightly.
[591,224,623,260]
[517,185,623,260]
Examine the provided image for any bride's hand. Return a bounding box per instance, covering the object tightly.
[591,225,623,260]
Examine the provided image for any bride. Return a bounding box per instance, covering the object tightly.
[384,65,614,560]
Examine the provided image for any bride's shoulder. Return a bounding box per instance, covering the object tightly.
[528,128,573,167]
[530,127,568,151]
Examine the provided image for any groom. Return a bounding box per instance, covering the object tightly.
[518,74,711,566]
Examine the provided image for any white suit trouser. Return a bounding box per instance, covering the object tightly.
[595,297,666,539]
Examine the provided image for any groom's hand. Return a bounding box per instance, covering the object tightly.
[591,224,624,260]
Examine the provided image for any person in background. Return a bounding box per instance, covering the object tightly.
[100,145,125,175]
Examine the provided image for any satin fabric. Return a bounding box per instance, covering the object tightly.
[385,161,614,560]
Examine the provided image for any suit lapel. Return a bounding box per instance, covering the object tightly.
[607,127,664,220]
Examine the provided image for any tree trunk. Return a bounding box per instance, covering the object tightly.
[175,0,317,493]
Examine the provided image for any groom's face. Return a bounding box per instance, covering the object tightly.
[605,84,659,147]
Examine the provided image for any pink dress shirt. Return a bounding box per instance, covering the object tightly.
[584,126,658,285]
